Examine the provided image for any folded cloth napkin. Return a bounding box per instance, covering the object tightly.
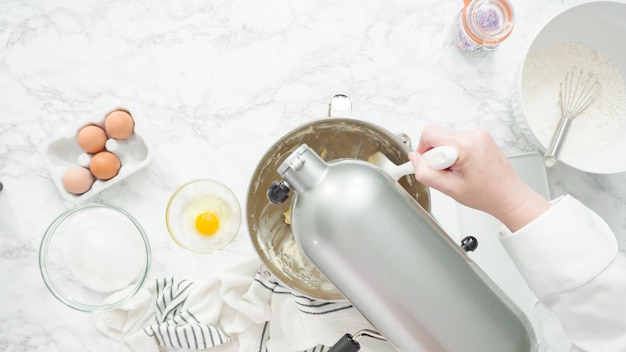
[96,255,378,352]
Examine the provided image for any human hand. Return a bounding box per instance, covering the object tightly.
[408,125,549,231]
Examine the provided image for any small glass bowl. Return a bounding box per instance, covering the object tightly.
[166,179,242,254]
[39,203,151,312]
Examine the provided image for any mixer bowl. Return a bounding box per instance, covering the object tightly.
[247,117,430,300]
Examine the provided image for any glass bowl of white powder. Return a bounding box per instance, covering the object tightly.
[519,1,626,174]
[39,203,151,312]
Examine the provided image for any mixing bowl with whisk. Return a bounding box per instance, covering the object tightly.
[518,1,626,174]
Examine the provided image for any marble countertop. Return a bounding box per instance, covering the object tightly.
[1,0,625,351]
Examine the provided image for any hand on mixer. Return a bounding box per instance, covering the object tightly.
[409,125,626,352]
[408,125,549,232]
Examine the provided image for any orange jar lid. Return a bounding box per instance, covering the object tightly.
[462,0,515,46]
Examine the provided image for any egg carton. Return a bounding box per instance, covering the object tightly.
[40,105,154,203]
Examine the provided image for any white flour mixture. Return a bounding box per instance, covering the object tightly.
[522,42,626,159]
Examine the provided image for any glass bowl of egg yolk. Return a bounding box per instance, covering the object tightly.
[166,179,242,254]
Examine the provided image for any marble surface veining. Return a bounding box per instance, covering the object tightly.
[1,0,625,351]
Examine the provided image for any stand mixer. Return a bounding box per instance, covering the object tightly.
[266,144,537,352]
[247,95,538,351]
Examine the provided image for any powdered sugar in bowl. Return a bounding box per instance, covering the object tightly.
[519,1,626,174]
[39,204,151,312]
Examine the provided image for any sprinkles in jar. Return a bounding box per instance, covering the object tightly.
[453,0,515,52]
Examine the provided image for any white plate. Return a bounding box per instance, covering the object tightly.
[40,105,154,203]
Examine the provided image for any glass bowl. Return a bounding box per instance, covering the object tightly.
[39,203,151,312]
[166,179,242,254]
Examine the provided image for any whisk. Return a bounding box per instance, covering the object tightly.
[544,69,600,167]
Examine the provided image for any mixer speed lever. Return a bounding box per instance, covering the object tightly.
[328,334,360,352]
[328,329,387,352]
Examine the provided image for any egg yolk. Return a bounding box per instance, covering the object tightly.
[195,212,220,236]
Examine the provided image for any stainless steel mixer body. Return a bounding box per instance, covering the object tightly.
[273,144,537,352]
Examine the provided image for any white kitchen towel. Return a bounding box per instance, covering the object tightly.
[96,255,375,352]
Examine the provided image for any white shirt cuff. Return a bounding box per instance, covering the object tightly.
[498,195,618,297]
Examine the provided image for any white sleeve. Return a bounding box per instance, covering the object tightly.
[499,195,626,352]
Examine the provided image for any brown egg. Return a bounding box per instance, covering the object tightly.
[77,125,107,153]
[62,166,95,195]
[104,110,135,139]
[90,151,121,180]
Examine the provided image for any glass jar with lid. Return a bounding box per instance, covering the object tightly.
[453,0,515,52]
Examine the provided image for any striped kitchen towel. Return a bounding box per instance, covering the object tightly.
[97,255,381,352]
[142,277,231,349]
